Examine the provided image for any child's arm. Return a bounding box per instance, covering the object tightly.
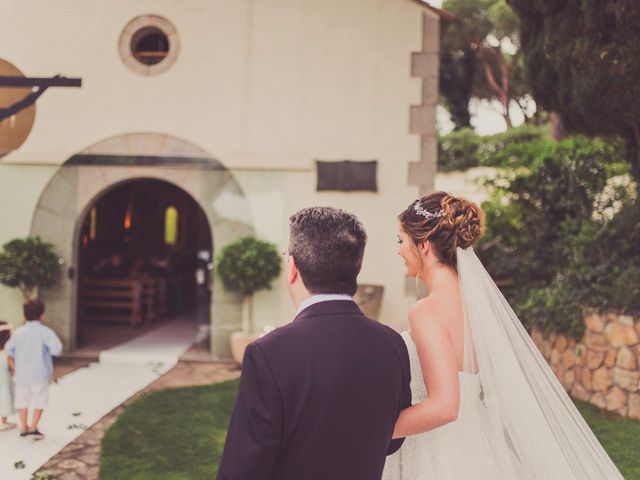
[46,329,63,357]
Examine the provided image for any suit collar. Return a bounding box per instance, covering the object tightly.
[293,300,363,323]
[295,294,353,316]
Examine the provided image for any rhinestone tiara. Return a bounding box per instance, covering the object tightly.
[413,200,445,220]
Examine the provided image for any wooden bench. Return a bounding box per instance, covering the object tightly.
[80,278,145,327]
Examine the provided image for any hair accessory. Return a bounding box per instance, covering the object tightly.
[413,201,445,220]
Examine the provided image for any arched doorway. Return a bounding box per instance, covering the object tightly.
[30,133,254,356]
[75,178,213,348]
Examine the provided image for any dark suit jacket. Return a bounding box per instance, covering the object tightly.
[217,300,412,480]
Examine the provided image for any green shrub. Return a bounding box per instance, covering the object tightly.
[478,124,550,169]
[477,134,634,337]
[438,124,550,173]
[438,127,482,172]
[566,197,640,318]
[0,236,60,300]
[215,237,282,334]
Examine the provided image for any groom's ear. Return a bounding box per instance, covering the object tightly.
[288,256,300,285]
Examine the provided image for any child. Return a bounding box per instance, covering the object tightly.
[0,321,16,431]
[5,300,62,439]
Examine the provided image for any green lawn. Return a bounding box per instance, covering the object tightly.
[574,399,640,479]
[100,379,240,480]
[100,379,640,479]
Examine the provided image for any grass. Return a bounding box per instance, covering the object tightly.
[574,399,640,479]
[100,379,239,480]
[100,379,640,479]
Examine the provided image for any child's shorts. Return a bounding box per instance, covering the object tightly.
[14,383,49,409]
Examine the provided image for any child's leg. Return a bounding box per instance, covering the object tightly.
[14,384,29,432]
[30,409,43,431]
[29,383,49,433]
[18,409,28,433]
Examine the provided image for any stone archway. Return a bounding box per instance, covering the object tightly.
[30,133,254,357]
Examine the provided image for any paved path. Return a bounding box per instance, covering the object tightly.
[0,320,200,480]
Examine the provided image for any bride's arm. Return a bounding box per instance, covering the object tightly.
[392,307,460,439]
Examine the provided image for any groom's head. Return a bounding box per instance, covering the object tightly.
[287,207,367,297]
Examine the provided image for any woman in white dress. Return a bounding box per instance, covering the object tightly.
[383,192,623,480]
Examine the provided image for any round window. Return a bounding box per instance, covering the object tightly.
[119,15,179,76]
[131,27,169,66]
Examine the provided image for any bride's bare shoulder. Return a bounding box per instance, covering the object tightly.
[409,297,445,332]
[409,293,449,319]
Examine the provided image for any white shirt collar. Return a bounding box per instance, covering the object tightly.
[295,294,353,316]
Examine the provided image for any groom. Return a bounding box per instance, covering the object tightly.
[217,207,411,480]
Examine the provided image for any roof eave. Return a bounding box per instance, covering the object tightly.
[406,0,455,22]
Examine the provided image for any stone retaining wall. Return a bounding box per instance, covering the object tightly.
[531,313,640,420]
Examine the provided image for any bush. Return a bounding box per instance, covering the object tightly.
[439,124,638,337]
[478,124,549,169]
[567,196,640,318]
[438,124,550,172]
[477,134,634,337]
[438,128,482,172]
[215,237,282,334]
[0,236,60,300]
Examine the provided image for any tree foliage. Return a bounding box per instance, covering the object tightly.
[0,236,60,300]
[507,0,640,174]
[438,124,548,172]
[440,0,533,130]
[215,237,281,296]
[215,237,282,334]
[477,135,634,337]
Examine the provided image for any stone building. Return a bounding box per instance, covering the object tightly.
[0,0,448,357]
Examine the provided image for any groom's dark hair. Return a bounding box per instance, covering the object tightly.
[289,207,367,296]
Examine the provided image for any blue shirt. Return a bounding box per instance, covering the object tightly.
[5,321,63,385]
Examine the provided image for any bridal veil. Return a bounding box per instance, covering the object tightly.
[457,247,623,479]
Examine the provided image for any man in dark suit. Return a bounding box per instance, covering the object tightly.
[217,207,411,480]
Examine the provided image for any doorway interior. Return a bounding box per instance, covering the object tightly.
[75,178,213,350]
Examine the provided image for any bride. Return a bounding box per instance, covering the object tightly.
[383,192,623,479]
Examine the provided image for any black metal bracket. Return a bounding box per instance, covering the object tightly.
[0,75,82,122]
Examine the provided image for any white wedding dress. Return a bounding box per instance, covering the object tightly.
[382,248,623,480]
[382,332,502,480]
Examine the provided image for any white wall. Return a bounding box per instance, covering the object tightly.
[434,167,498,206]
[0,0,430,333]
[0,164,59,327]
[2,0,423,169]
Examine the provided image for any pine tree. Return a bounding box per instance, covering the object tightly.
[508,0,640,174]
[440,0,532,130]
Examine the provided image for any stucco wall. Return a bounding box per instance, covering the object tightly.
[2,0,423,170]
[0,164,58,327]
[0,1,436,344]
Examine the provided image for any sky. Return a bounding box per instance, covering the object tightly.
[437,99,533,136]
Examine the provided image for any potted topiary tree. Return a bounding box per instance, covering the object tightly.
[215,236,282,365]
[0,236,60,300]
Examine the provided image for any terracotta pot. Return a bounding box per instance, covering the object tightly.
[230,331,259,367]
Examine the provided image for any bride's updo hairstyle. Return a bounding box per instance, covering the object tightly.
[399,191,485,269]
